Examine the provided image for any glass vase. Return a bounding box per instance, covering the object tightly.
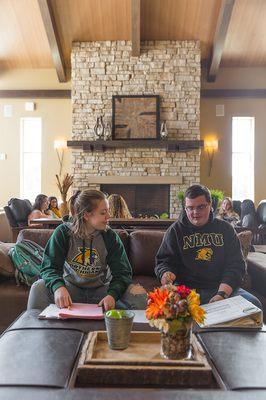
[160,321,192,360]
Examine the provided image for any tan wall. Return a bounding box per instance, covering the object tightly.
[0,70,72,207]
[200,68,266,205]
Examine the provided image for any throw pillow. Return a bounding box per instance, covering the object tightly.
[0,242,15,277]
[237,230,252,260]
[237,231,252,290]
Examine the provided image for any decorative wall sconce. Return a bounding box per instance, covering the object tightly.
[204,138,219,177]
[54,139,67,177]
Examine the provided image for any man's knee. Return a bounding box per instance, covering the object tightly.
[123,283,147,309]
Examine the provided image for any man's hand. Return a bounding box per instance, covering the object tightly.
[161,271,176,285]
[209,294,224,303]
[98,295,115,311]
[54,286,72,308]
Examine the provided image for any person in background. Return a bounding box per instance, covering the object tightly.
[27,189,147,311]
[216,197,240,227]
[240,199,257,229]
[108,194,132,219]
[155,184,261,308]
[48,196,61,218]
[28,194,54,225]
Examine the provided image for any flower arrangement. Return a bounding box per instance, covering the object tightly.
[146,284,205,334]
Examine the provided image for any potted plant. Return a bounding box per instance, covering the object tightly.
[146,284,205,359]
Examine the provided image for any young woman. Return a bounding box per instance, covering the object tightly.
[48,196,61,218]
[27,189,146,311]
[28,194,54,225]
[108,194,132,219]
[216,197,240,226]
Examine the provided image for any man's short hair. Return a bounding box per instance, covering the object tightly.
[184,184,211,203]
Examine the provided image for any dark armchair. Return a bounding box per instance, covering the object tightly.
[4,198,32,241]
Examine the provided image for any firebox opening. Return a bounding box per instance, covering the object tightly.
[100,184,170,218]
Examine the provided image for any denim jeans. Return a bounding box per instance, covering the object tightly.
[197,287,262,309]
[27,279,147,311]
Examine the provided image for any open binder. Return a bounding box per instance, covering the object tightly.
[38,303,104,320]
[198,295,263,329]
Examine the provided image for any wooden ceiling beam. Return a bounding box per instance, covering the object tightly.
[208,0,235,82]
[131,0,140,57]
[38,0,66,82]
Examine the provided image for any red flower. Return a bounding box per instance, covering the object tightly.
[176,285,191,299]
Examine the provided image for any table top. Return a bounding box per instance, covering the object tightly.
[30,218,63,225]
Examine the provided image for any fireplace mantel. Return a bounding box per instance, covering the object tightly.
[87,176,182,184]
[67,139,203,152]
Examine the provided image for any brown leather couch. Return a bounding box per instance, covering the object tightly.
[0,227,265,333]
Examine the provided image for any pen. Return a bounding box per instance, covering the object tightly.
[68,306,71,310]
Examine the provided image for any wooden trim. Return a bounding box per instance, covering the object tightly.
[38,0,67,82]
[201,89,266,98]
[0,90,71,98]
[208,0,235,82]
[131,0,140,57]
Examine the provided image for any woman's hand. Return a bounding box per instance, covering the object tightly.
[161,271,176,285]
[54,286,73,308]
[98,295,115,311]
[209,294,224,303]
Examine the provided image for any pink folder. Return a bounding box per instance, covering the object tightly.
[58,303,104,319]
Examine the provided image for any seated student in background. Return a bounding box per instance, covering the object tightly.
[216,197,240,227]
[48,196,61,218]
[28,194,54,225]
[240,199,256,229]
[108,193,132,219]
[155,184,261,308]
[27,189,147,311]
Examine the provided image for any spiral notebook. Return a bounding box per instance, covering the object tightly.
[38,303,104,320]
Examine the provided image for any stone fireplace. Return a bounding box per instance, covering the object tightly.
[70,40,201,218]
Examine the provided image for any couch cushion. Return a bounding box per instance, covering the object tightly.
[17,229,54,248]
[0,329,83,387]
[247,252,266,296]
[237,230,252,260]
[129,230,164,276]
[0,242,15,277]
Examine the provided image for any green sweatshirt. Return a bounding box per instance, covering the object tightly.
[41,223,132,300]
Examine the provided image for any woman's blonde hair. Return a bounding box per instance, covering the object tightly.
[218,197,234,215]
[72,189,106,238]
[108,194,132,219]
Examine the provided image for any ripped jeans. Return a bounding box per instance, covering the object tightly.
[27,279,147,311]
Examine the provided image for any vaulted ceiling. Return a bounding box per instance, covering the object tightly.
[1,0,266,82]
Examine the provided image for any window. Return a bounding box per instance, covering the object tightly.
[20,118,42,201]
[232,117,254,201]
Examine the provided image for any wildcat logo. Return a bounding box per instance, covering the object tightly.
[71,247,101,277]
[195,247,213,261]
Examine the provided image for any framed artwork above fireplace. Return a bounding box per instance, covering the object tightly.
[112,95,160,140]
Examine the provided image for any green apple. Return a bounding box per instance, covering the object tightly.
[105,309,122,319]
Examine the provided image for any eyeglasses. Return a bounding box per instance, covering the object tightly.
[185,204,209,213]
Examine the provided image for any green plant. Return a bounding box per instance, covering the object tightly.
[177,191,185,202]
[160,212,169,219]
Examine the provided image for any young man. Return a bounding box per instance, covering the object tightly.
[155,184,261,307]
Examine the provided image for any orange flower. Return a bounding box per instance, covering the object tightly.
[146,287,169,320]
